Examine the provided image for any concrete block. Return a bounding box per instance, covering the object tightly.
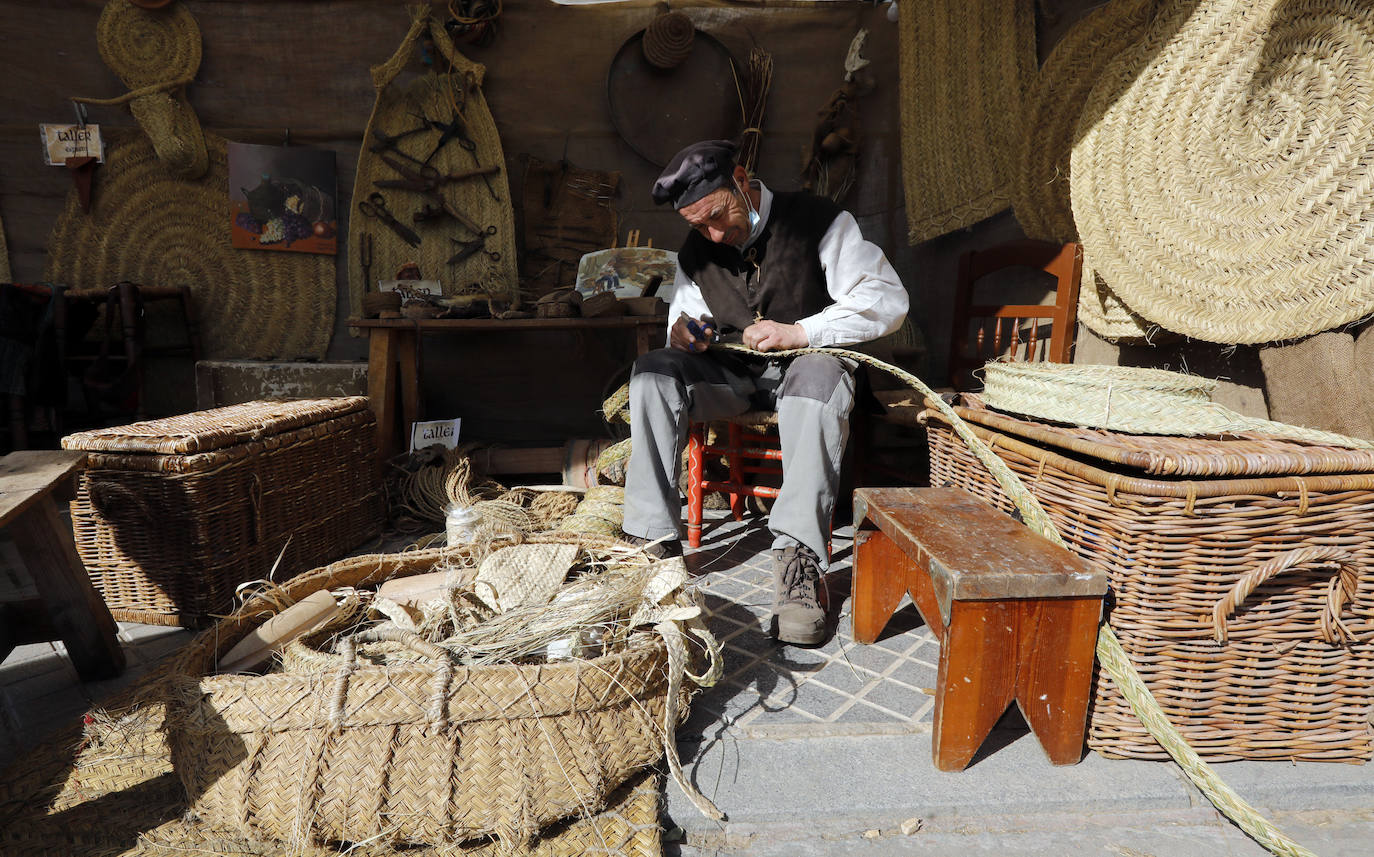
[194,360,368,409]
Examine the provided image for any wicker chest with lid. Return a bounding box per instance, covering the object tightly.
[924,395,1374,762]
[61,398,382,627]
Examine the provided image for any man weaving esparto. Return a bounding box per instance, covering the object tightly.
[622,139,908,646]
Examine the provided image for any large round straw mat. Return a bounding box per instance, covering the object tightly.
[898,0,1035,244]
[94,0,208,180]
[44,130,334,360]
[1010,0,1161,343]
[348,19,517,319]
[1071,0,1374,345]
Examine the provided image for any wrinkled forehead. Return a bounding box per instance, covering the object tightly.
[678,186,735,223]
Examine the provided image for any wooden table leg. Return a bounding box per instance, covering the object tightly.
[398,326,421,441]
[367,327,401,460]
[852,529,913,644]
[9,495,124,681]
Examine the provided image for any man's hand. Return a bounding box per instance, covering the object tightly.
[671,314,716,353]
[742,319,808,352]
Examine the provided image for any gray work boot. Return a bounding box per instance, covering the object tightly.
[770,544,827,646]
[621,532,684,559]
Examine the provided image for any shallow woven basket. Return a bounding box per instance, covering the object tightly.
[1070,0,1374,344]
[164,535,692,848]
[925,400,1374,761]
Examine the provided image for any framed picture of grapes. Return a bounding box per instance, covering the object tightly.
[228,141,338,255]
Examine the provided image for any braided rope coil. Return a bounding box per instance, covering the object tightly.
[642,10,696,69]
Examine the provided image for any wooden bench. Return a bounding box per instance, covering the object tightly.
[0,450,124,681]
[851,486,1106,771]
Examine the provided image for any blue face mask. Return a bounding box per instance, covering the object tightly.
[737,184,761,230]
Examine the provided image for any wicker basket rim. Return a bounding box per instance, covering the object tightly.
[925,408,1374,499]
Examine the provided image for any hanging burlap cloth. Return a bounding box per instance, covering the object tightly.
[1012,0,1160,343]
[73,0,209,180]
[898,0,1035,244]
[347,11,518,320]
[1071,0,1374,345]
[1259,327,1374,441]
[44,130,334,360]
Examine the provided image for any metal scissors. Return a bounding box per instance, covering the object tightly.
[447,226,500,266]
[358,192,421,248]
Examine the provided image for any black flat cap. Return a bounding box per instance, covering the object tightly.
[651,139,738,208]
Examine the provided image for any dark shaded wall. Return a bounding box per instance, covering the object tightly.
[0,0,1265,443]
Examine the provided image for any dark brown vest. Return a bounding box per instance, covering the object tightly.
[677,191,842,340]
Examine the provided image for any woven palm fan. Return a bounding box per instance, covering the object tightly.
[898,0,1035,244]
[1071,0,1374,345]
[1011,0,1161,343]
[78,0,209,180]
[347,11,518,320]
[43,130,334,360]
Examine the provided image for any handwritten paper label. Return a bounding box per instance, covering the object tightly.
[410,417,462,452]
[40,124,104,165]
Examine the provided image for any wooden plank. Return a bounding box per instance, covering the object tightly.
[853,487,1106,600]
[0,451,84,529]
[7,494,124,681]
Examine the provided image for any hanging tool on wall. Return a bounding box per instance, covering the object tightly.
[447,226,499,265]
[358,192,421,247]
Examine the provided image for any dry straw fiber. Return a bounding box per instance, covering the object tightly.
[899,0,1035,244]
[44,130,334,360]
[1071,0,1374,345]
[347,12,518,320]
[1011,0,1158,342]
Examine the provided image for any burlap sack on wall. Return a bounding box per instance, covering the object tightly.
[1071,0,1374,345]
[44,130,334,360]
[1260,329,1374,441]
[898,0,1035,244]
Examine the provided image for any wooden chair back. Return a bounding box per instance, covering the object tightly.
[947,240,1082,391]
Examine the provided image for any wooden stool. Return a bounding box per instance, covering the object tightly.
[851,486,1105,771]
[0,451,124,681]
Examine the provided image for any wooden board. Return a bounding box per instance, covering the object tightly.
[0,450,84,528]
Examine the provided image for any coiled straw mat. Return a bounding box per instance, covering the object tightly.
[74,0,208,181]
[1071,0,1374,345]
[1012,0,1161,343]
[898,0,1035,244]
[44,130,334,360]
[981,361,1374,449]
[347,11,517,320]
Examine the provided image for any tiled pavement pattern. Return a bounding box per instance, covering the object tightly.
[683,513,940,740]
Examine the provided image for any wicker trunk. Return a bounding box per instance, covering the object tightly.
[61,398,383,627]
[925,396,1374,762]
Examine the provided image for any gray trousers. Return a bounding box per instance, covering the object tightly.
[622,348,855,568]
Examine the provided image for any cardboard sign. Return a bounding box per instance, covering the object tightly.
[410,417,461,452]
[40,124,103,165]
[380,279,442,298]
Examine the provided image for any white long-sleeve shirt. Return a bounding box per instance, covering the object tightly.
[664,181,908,348]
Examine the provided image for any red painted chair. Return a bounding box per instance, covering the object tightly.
[685,411,781,547]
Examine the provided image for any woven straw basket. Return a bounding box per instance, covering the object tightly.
[164,536,694,848]
[925,397,1374,761]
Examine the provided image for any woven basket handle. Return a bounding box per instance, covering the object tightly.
[329,627,454,731]
[1211,546,1361,646]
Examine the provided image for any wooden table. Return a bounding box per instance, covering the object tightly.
[351,315,667,459]
[0,451,124,681]
[852,486,1106,770]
